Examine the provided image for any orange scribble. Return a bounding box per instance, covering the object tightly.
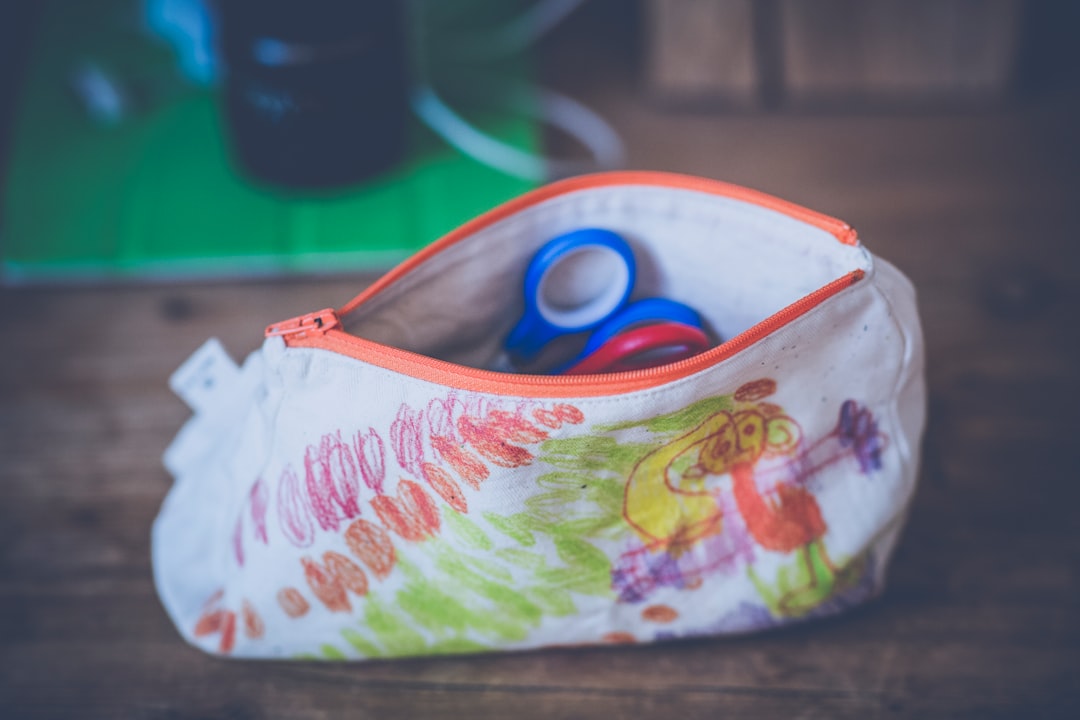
[241,600,265,639]
[430,435,489,490]
[601,631,637,644]
[641,605,679,623]
[731,464,826,553]
[457,415,534,468]
[302,552,369,613]
[326,551,369,597]
[277,587,310,618]
[371,479,441,541]
[218,610,237,654]
[193,609,227,637]
[735,378,777,403]
[344,518,396,579]
[421,462,468,513]
[553,403,584,425]
[532,408,561,429]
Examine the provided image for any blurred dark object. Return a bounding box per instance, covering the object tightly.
[218,0,410,190]
[0,3,42,202]
[643,0,1074,109]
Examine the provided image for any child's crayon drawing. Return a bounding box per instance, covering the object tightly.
[196,380,887,657]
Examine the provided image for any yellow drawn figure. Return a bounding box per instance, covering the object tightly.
[623,404,802,553]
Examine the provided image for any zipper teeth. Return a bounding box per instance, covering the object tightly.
[338,171,856,317]
[291,270,864,395]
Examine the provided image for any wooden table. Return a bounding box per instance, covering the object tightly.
[3,14,1079,720]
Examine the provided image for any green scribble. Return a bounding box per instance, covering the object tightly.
[319,644,346,660]
[495,547,548,570]
[397,578,473,635]
[444,508,493,551]
[596,395,733,434]
[483,511,538,546]
[435,552,542,629]
[427,637,488,655]
[364,597,430,657]
[525,586,576,616]
[341,628,382,658]
[540,436,655,476]
[750,540,865,619]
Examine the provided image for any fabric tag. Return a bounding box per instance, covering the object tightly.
[169,338,240,415]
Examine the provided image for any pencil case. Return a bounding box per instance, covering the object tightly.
[153,171,926,659]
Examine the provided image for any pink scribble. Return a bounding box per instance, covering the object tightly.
[249,477,269,545]
[353,427,386,495]
[232,514,245,566]
[390,404,426,476]
[277,464,315,548]
[304,431,362,532]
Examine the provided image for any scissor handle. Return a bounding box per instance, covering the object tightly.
[579,297,703,358]
[562,322,711,375]
[504,228,636,361]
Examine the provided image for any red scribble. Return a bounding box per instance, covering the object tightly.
[532,407,562,429]
[390,405,426,476]
[196,604,238,654]
[344,518,396,579]
[218,610,237,654]
[457,414,534,468]
[277,464,315,548]
[249,477,269,545]
[194,609,227,637]
[553,403,585,425]
[430,435,488,490]
[241,600,265,639]
[232,514,244,567]
[642,604,679,623]
[304,431,362,532]
[371,479,440,541]
[735,378,777,403]
[353,427,386,495]
[277,587,310,618]
[731,464,826,553]
[421,462,468,513]
[602,632,637,644]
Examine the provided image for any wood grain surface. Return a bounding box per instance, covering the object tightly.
[3,5,1079,719]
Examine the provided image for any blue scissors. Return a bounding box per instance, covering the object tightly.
[504,228,708,373]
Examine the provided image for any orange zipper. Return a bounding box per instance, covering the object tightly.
[265,171,864,398]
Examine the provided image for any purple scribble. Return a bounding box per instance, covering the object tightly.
[612,505,754,603]
[836,400,884,473]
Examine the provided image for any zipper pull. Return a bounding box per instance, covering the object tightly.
[264,308,340,339]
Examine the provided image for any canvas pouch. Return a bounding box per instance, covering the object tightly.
[153,171,926,659]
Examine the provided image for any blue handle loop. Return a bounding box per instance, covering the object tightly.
[505,228,636,361]
[578,297,703,358]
